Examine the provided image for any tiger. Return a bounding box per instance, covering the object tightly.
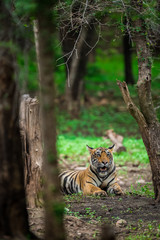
[59,144,123,196]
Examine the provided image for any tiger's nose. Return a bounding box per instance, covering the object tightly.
[102,161,108,165]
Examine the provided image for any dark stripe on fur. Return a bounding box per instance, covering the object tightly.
[63,175,69,194]
[103,177,115,191]
[74,172,79,191]
[80,179,82,191]
[86,181,96,186]
[69,178,74,194]
[89,166,102,183]
[63,171,77,194]
[87,174,98,186]
[69,172,78,194]
[103,165,116,181]
[59,171,68,178]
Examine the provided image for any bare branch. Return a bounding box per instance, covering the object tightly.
[117,81,148,128]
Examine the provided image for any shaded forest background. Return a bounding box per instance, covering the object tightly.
[15,1,160,149]
[0,0,160,239]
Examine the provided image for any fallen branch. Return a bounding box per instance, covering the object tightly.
[105,129,126,153]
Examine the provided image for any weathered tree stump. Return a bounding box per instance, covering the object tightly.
[19,94,43,208]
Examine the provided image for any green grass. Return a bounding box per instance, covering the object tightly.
[117,138,148,164]
[57,135,148,165]
[57,134,111,164]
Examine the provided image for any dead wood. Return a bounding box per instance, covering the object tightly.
[19,94,43,208]
[105,129,126,153]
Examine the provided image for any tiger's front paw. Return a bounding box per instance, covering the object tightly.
[114,188,124,195]
[93,190,107,197]
[109,185,124,195]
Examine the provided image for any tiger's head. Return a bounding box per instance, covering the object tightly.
[87,145,115,177]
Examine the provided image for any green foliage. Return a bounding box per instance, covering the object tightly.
[85,51,128,96]
[17,48,39,92]
[57,104,139,138]
[55,65,66,95]
[85,50,160,98]
[15,0,37,16]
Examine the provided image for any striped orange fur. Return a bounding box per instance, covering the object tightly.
[60,145,123,196]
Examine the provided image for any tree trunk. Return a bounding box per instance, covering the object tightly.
[0,2,36,239]
[118,0,160,201]
[117,81,160,202]
[60,9,96,116]
[35,1,66,239]
[123,17,134,85]
[64,25,88,116]
[19,95,43,208]
[33,20,41,85]
[118,0,160,202]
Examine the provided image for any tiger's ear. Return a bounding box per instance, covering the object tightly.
[86,145,94,154]
[108,144,115,152]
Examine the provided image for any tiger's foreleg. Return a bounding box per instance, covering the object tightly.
[108,182,124,195]
[83,184,107,196]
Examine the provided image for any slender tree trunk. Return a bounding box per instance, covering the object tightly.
[64,25,88,116]
[60,11,96,116]
[118,0,160,202]
[35,1,66,239]
[0,2,36,239]
[123,18,134,85]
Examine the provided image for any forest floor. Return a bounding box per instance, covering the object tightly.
[28,162,160,240]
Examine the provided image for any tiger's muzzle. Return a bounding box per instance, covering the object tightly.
[97,163,110,174]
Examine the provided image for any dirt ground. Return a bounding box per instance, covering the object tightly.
[28,163,160,240]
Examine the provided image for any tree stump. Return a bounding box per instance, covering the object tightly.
[19,94,43,208]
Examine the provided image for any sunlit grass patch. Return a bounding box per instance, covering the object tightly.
[114,138,148,165]
[57,135,111,163]
[57,135,148,165]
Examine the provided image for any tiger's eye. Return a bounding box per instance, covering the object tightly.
[106,151,111,156]
[96,153,101,157]
[92,158,97,162]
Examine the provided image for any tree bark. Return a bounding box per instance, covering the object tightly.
[123,18,134,85]
[117,81,160,202]
[117,0,160,203]
[33,20,41,85]
[0,2,36,239]
[19,95,43,208]
[35,0,66,239]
